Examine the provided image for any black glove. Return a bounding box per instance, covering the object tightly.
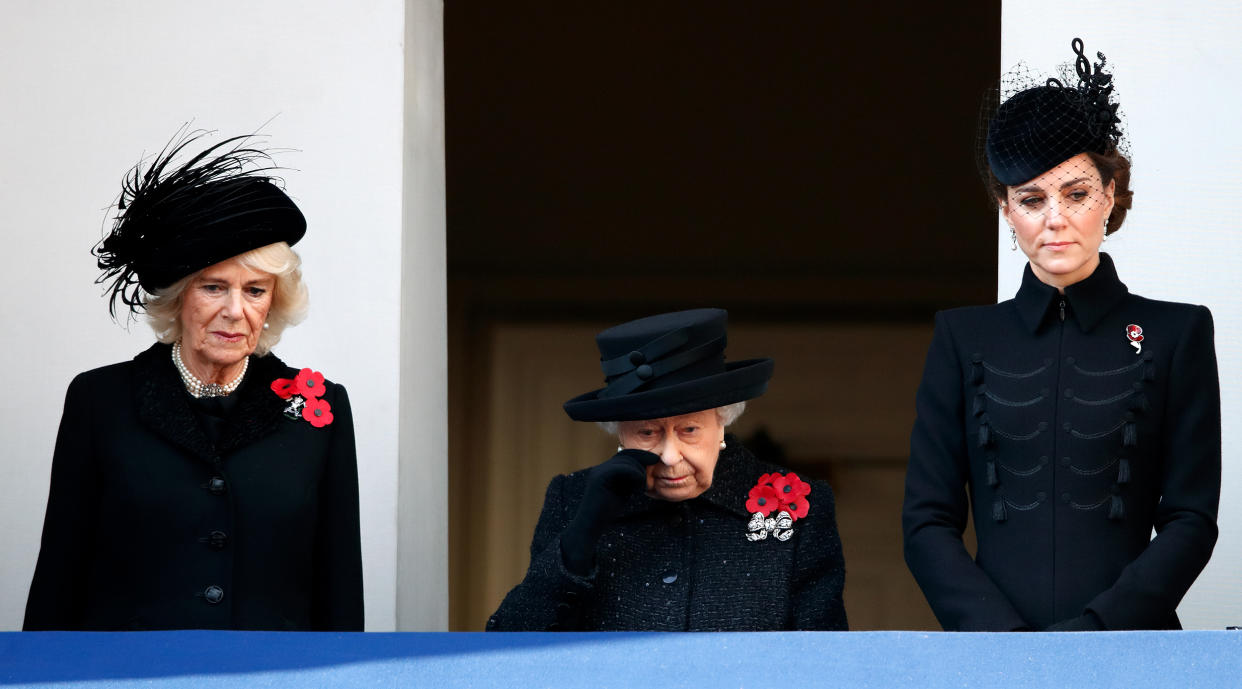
[560,449,660,575]
[1044,611,1105,632]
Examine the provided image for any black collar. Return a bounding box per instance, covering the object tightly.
[133,342,294,464]
[1013,252,1129,334]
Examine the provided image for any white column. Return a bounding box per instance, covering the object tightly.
[397,0,449,630]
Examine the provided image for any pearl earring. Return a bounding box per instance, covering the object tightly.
[719,439,727,450]
[262,322,270,330]
[616,445,623,452]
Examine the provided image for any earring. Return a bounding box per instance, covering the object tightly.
[616,445,623,452]
[262,322,270,330]
[1010,229,1018,252]
[719,439,727,450]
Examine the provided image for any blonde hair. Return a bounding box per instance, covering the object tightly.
[595,401,747,436]
[145,242,308,356]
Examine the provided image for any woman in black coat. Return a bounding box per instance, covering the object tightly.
[488,309,847,631]
[902,39,1220,631]
[24,132,363,631]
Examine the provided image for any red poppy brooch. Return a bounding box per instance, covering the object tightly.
[745,472,811,542]
[271,368,334,428]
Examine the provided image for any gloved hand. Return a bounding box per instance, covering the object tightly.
[560,449,661,575]
[1044,611,1105,632]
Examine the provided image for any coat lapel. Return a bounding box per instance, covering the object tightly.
[699,438,770,519]
[134,343,293,463]
[134,343,217,463]
[216,352,293,456]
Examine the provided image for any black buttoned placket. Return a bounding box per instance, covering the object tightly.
[196,454,234,625]
[1051,296,1069,610]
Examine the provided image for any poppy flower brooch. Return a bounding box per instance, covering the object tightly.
[745,473,811,542]
[271,368,334,428]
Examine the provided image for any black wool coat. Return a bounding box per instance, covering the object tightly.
[903,254,1220,631]
[487,439,847,631]
[24,342,363,631]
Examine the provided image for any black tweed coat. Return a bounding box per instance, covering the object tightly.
[487,439,847,631]
[903,254,1220,631]
[24,342,363,631]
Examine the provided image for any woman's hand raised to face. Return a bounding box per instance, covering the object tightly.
[592,449,661,498]
[560,449,660,575]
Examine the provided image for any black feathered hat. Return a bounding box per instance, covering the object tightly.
[985,38,1123,186]
[93,130,306,316]
[563,308,774,422]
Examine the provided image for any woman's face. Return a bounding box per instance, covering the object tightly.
[1003,152,1115,290]
[617,409,724,502]
[178,257,275,378]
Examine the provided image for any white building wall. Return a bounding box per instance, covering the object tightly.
[0,0,446,630]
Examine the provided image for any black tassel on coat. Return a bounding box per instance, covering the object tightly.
[978,419,992,448]
[1108,494,1125,520]
[992,496,1007,522]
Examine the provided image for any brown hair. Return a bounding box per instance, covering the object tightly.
[988,148,1134,235]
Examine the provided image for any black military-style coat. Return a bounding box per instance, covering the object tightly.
[24,342,364,631]
[903,254,1220,631]
[487,439,847,631]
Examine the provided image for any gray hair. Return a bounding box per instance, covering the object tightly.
[595,401,747,436]
[144,241,308,356]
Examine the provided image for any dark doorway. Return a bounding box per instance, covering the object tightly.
[446,2,1000,630]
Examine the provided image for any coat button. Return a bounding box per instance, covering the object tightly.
[628,351,646,366]
[1063,388,1074,398]
[1061,493,1071,504]
[636,364,654,380]
[662,571,678,584]
[208,530,228,550]
[203,585,224,604]
[207,477,227,495]
[1065,357,1075,365]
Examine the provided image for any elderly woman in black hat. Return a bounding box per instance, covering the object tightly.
[23,132,363,631]
[488,309,847,631]
[903,39,1219,632]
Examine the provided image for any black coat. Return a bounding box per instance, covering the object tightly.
[487,439,847,631]
[24,342,364,631]
[903,254,1220,631]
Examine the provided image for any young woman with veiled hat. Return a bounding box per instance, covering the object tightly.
[487,308,847,631]
[23,132,363,631]
[903,39,1220,631]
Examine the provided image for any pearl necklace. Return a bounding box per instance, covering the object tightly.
[172,341,248,398]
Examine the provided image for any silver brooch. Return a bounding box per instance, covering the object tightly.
[746,510,794,542]
[283,395,306,420]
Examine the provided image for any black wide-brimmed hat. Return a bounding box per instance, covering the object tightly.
[93,130,306,316]
[984,38,1123,186]
[563,308,774,422]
